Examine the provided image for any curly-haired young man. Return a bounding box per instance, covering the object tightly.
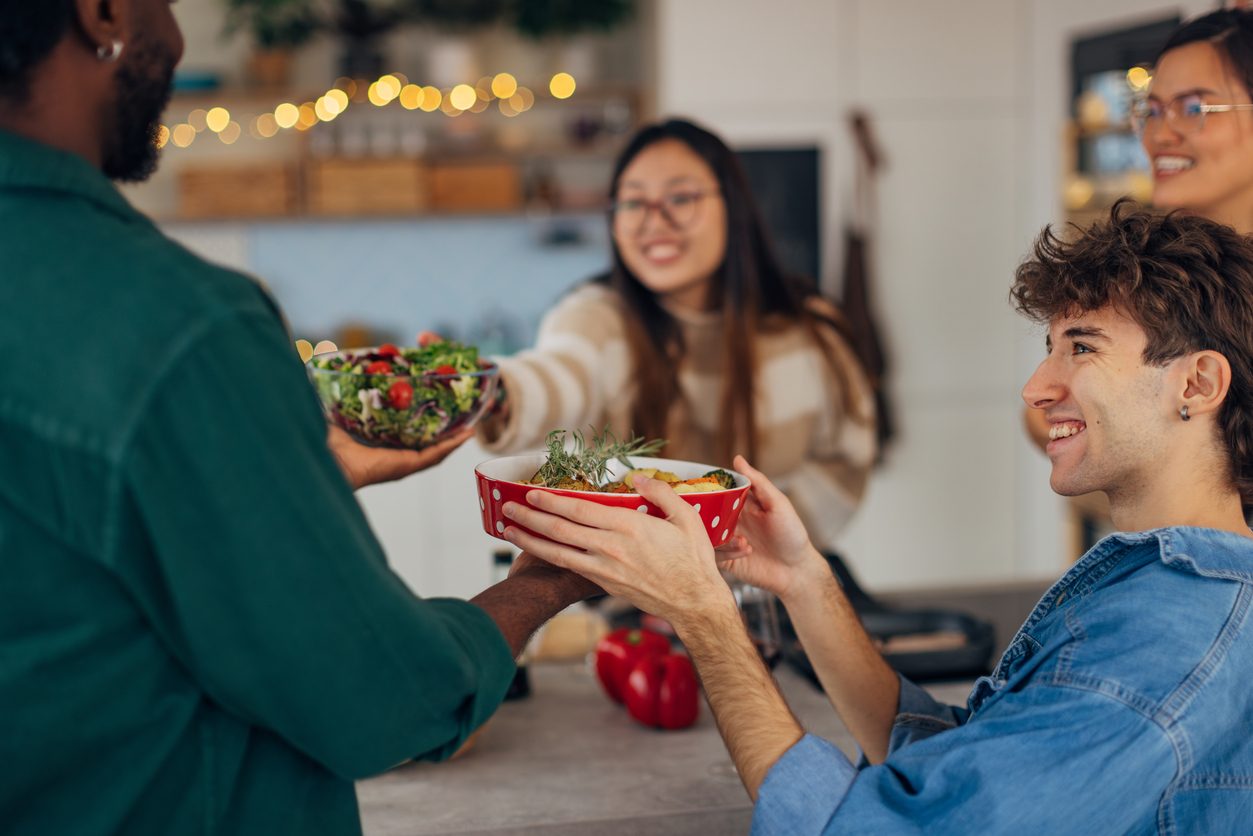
[510,201,1253,833]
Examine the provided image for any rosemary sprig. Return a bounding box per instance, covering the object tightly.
[531,427,665,488]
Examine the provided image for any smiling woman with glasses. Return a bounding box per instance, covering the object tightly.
[477,118,879,553]
[1138,8,1253,233]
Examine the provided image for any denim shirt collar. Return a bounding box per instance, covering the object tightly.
[977,526,1253,702]
[1037,527,1251,625]
[0,128,146,226]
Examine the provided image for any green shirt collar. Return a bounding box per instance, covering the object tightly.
[0,128,147,225]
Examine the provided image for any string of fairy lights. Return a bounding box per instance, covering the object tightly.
[156,70,578,150]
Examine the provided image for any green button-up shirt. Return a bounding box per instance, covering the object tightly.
[0,130,514,835]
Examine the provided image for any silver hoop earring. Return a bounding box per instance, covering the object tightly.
[1180,404,1191,422]
[97,40,123,63]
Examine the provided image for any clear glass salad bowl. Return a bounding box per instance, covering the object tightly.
[307,343,500,450]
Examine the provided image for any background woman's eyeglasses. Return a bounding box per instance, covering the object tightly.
[1132,93,1253,136]
[608,190,716,233]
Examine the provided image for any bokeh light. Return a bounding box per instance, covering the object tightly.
[449,83,478,111]
[549,73,576,99]
[440,93,464,116]
[510,87,535,112]
[491,72,518,99]
[1126,66,1152,91]
[205,106,231,133]
[256,113,279,138]
[419,86,442,112]
[399,84,424,110]
[297,103,318,129]
[171,124,196,148]
[325,88,349,114]
[274,102,300,129]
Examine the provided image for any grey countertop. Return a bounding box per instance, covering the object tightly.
[357,662,972,835]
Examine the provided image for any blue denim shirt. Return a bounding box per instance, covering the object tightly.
[753,527,1253,834]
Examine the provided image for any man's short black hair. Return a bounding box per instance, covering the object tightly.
[0,0,78,102]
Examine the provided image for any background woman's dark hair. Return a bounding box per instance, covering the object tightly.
[595,117,867,464]
[1158,8,1253,94]
[1011,199,1253,517]
[0,0,76,102]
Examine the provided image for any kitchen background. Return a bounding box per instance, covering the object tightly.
[144,0,1204,600]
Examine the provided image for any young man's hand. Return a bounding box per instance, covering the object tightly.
[326,425,473,490]
[499,476,736,631]
[715,456,830,605]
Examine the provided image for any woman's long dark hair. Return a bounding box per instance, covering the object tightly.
[595,118,867,464]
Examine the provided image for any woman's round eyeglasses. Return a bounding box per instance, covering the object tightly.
[1132,93,1253,136]
[607,190,718,233]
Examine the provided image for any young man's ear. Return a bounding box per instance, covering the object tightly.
[1180,350,1232,418]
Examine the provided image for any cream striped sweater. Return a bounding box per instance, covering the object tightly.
[479,284,877,549]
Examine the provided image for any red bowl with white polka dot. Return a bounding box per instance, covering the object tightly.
[475,455,750,547]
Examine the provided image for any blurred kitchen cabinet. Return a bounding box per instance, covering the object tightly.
[307,158,429,216]
[179,164,296,219]
[430,161,523,213]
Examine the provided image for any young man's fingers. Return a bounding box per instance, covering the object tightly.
[733,455,786,512]
[715,543,753,564]
[503,501,611,555]
[523,489,648,531]
[715,534,752,554]
[633,476,701,530]
[502,525,610,580]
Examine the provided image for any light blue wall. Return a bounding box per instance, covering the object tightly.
[166,213,612,354]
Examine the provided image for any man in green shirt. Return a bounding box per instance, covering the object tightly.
[0,2,596,833]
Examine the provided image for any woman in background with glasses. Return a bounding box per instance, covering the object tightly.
[1134,7,1253,233]
[479,118,877,549]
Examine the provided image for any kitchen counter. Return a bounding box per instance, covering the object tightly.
[357,662,972,835]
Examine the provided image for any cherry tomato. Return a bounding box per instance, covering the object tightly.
[388,380,414,410]
[376,343,400,358]
[432,364,459,377]
[364,360,393,375]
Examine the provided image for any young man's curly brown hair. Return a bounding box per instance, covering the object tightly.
[1011,199,1253,517]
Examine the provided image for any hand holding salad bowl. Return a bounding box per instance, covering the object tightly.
[306,337,498,488]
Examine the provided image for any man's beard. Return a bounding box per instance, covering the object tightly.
[101,39,177,183]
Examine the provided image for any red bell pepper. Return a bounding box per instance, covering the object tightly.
[594,627,671,704]
[624,652,700,730]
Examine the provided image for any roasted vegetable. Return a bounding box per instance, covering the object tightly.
[703,469,737,490]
